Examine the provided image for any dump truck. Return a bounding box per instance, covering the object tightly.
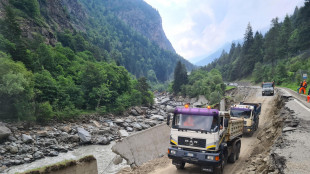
[262,82,275,96]
[230,102,261,135]
[167,105,243,174]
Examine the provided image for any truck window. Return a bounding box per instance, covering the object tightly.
[173,114,214,132]
[230,109,251,118]
[262,83,273,88]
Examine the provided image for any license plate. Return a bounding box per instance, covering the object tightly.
[187,153,194,157]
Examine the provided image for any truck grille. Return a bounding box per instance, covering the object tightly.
[178,136,206,148]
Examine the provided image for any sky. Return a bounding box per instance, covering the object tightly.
[144,0,305,63]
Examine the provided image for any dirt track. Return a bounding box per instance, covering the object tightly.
[118,87,279,174]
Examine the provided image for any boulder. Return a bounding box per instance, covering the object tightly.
[131,123,142,130]
[9,146,18,154]
[33,151,44,159]
[36,131,48,137]
[77,128,91,143]
[22,134,34,143]
[113,155,123,165]
[91,120,101,128]
[134,106,143,115]
[98,136,110,145]
[150,115,164,121]
[160,97,170,105]
[126,127,133,132]
[131,109,139,116]
[114,119,124,124]
[193,95,208,107]
[68,135,80,142]
[0,123,11,141]
[119,130,129,137]
[60,125,72,133]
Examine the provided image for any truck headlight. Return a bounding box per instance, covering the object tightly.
[206,155,214,160]
[170,150,176,155]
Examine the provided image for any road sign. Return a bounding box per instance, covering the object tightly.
[303,74,307,79]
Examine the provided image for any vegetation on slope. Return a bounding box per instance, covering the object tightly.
[205,1,310,88]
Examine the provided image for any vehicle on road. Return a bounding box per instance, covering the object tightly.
[167,105,243,174]
[262,82,274,96]
[230,102,261,135]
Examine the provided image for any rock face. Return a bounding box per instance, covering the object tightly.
[0,123,11,141]
[103,0,175,53]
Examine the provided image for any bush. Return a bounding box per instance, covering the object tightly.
[35,102,54,123]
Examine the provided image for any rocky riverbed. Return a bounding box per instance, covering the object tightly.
[0,93,210,173]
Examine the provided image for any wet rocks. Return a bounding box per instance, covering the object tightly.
[97,136,110,145]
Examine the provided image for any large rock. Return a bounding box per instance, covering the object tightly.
[77,128,91,143]
[130,109,139,116]
[160,97,170,105]
[113,155,123,165]
[131,123,142,130]
[150,115,164,121]
[91,120,101,128]
[98,136,110,145]
[8,146,18,154]
[33,151,44,159]
[193,95,208,107]
[134,106,143,115]
[0,123,11,141]
[22,134,34,143]
[114,119,124,124]
[119,130,129,137]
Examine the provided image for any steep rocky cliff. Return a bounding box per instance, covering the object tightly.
[102,0,176,53]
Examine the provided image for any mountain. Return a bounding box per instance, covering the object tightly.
[102,0,175,53]
[195,40,242,66]
[0,0,194,120]
[0,0,193,82]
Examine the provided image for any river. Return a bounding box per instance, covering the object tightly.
[5,142,128,174]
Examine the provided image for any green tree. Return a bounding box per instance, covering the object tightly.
[173,61,188,94]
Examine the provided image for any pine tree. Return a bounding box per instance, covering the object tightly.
[172,61,188,94]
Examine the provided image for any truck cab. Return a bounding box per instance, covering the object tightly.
[230,103,261,135]
[167,105,243,174]
[262,82,274,96]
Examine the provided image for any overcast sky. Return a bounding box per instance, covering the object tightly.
[144,0,305,63]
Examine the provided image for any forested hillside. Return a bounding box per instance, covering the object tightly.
[205,1,310,86]
[0,0,193,121]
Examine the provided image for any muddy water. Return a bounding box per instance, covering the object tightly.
[5,142,129,174]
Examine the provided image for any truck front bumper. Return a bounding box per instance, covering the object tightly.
[243,126,253,133]
[168,147,221,170]
[262,91,274,95]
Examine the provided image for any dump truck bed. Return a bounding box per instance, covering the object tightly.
[226,118,243,141]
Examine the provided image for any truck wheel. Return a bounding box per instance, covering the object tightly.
[175,162,185,170]
[228,145,238,163]
[236,143,241,160]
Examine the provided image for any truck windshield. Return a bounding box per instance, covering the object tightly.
[230,109,251,118]
[172,114,218,132]
[263,83,273,88]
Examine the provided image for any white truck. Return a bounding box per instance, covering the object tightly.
[167,106,243,174]
[230,102,261,135]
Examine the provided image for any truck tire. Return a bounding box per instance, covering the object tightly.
[175,162,185,170]
[236,143,241,160]
[228,146,237,163]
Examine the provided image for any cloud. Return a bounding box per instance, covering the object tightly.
[144,0,305,62]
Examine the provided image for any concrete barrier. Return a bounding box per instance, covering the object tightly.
[112,123,170,166]
[19,155,98,174]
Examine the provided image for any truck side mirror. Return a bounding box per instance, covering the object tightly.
[167,114,171,126]
[224,118,229,128]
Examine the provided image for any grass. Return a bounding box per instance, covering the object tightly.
[17,155,96,174]
[225,85,236,91]
[278,83,299,92]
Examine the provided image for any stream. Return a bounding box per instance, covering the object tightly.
[5,142,128,174]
